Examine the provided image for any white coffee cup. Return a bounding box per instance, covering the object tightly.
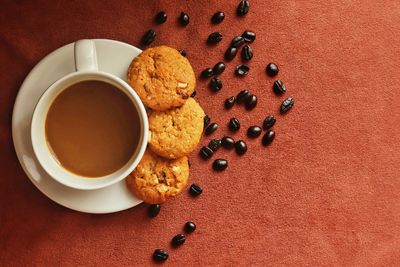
[31,39,148,190]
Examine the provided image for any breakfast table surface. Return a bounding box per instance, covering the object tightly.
[1,1,400,266]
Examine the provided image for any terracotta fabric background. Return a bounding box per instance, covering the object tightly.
[1,0,400,266]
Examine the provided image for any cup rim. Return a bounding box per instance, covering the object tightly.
[31,71,148,190]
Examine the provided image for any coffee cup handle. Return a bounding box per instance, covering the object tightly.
[74,39,98,72]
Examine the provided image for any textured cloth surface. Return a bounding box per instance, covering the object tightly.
[1,1,400,266]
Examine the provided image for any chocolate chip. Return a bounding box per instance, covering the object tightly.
[280,97,294,113]
[200,146,213,160]
[241,45,253,61]
[266,63,279,77]
[205,122,218,135]
[201,68,214,79]
[245,94,257,110]
[153,249,169,262]
[212,62,226,75]
[235,140,247,155]
[231,36,245,48]
[171,234,186,247]
[225,46,238,61]
[184,221,196,233]
[263,115,276,130]
[209,77,223,92]
[273,80,286,95]
[237,90,250,103]
[221,136,235,149]
[208,139,222,152]
[178,49,187,57]
[237,0,250,16]
[228,117,240,132]
[204,115,211,128]
[242,31,256,43]
[247,126,262,138]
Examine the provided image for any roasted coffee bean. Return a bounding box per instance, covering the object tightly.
[228,117,240,132]
[212,11,225,24]
[208,139,222,152]
[148,204,161,218]
[207,32,223,44]
[273,80,286,95]
[247,126,262,138]
[241,45,253,61]
[190,183,203,196]
[231,36,245,48]
[242,31,256,43]
[266,63,279,77]
[225,46,238,61]
[245,94,257,110]
[237,89,250,103]
[153,249,169,262]
[221,136,235,149]
[235,140,248,155]
[141,29,156,45]
[235,64,249,76]
[224,96,236,109]
[237,0,250,16]
[262,130,275,146]
[205,122,218,135]
[209,77,222,92]
[178,49,187,57]
[171,234,186,247]
[213,62,226,75]
[190,91,196,97]
[179,12,190,26]
[204,115,211,128]
[280,97,294,113]
[199,146,213,159]
[201,68,214,79]
[263,115,276,130]
[184,221,196,233]
[213,159,228,171]
[155,11,167,24]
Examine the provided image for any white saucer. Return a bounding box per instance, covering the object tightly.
[12,39,143,214]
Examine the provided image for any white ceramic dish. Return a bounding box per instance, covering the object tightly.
[12,39,144,213]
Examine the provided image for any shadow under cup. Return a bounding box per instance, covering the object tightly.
[31,72,148,190]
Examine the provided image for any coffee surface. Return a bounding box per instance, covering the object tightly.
[45,80,140,177]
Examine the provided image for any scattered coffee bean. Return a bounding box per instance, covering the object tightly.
[263,115,276,130]
[280,97,294,113]
[213,62,226,75]
[231,36,245,48]
[178,49,187,57]
[221,136,235,149]
[224,96,236,109]
[235,64,249,76]
[171,234,186,247]
[237,0,250,16]
[213,159,228,171]
[247,126,262,138]
[190,91,196,97]
[225,46,238,61]
[153,249,169,262]
[201,68,214,79]
[208,139,222,152]
[262,130,275,146]
[179,12,190,26]
[266,63,279,77]
[199,146,213,160]
[273,80,286,95]
[148,204,161,218]
[212,11,225,24]
[207,32,223,44]
[245,94,257,110]
[190,183,203,196]
[241,45,253,61]
[141,29,156,45]
[228,117,241,132]
[184,221,196,233]
[242,31,256,43]
[235,140,248,155]
[209,77,223,92]
[237,89,250,103]
[204,115,211,128]
[205,122,218,135]
[155,11,167,24]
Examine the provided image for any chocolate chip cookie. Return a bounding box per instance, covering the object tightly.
[128,45,196,111]
[126,149,189,204]
[148,98,204,159]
